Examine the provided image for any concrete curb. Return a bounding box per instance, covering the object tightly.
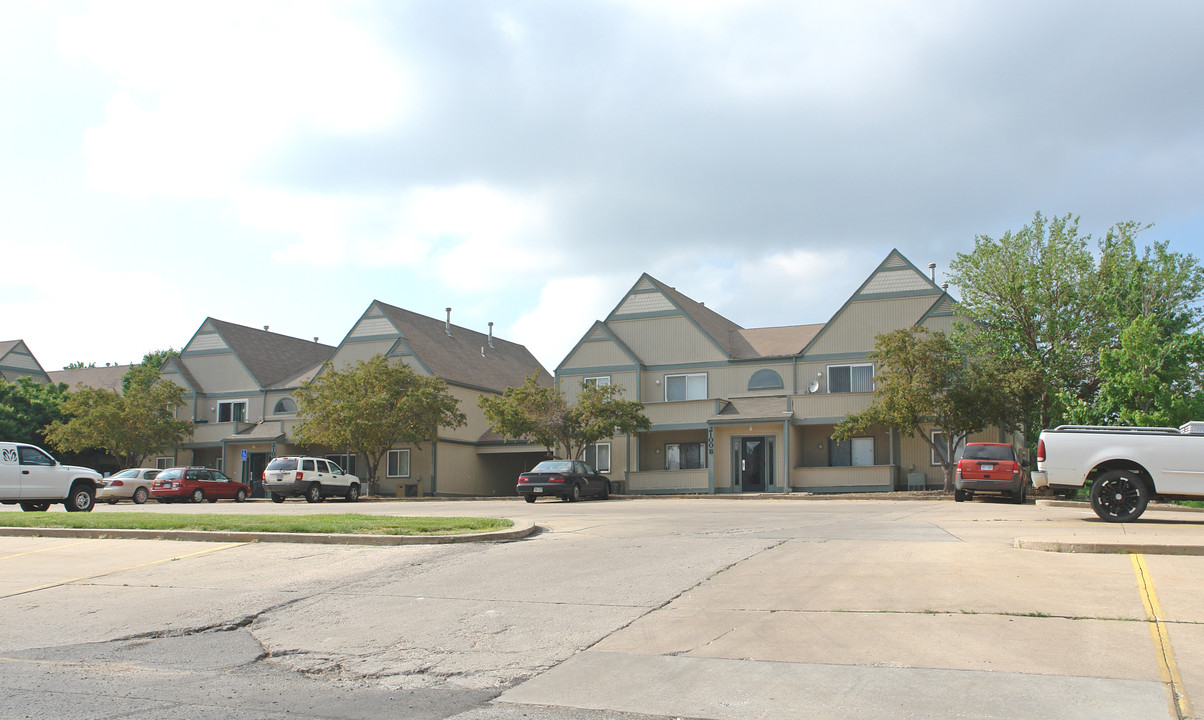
[1035,498,1204,513]
[1014,538,1204,556]
[0,519,537,546]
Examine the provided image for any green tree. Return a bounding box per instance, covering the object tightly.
[833,327,1017,492]
[44,352,193,467]
[0,377,68,447]
[291,355,467,494]
[479,374,650,460]
[948,212,1204,444]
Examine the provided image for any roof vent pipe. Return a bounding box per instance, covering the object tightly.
[313,337,319,343]
[487,321,494,348]
[445,308,453,337]
[941,282,948,291]
[927,263,936,282]
[264,325,269,331]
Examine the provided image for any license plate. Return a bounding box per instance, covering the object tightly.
[980,464,995,471]
[533,487,543,493]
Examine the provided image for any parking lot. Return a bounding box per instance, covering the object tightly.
[1,496,1202,719]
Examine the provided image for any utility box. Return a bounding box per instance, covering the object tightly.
[907,472,926,491]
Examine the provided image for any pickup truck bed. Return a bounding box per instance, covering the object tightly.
[1035,424,1204,521]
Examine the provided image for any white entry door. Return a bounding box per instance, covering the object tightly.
[851,437,874,467]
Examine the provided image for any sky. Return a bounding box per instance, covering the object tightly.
[4,1,1204,374]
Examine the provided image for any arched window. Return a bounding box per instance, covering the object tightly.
[747,369,784,391]
[273,397,298,414]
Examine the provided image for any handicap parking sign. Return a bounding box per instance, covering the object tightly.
[241,449,248,461]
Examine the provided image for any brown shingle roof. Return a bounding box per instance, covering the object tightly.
[47,365,130,393]
[205,318,335,390]
[736,324,824,358]
[374,303,550,392]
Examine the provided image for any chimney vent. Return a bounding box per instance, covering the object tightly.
[487,321,495,348]
[264,325,270,331]
[445,308,453,337]
[313,337,319,343]
[927,263,936,282]
[941,282,949,291]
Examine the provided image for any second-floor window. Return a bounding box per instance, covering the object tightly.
[827,364,874,393]
[665,373,707,401]
[583,376,611,388]
[218,400,248,423]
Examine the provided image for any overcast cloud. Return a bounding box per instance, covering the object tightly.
[3,1,1203,372]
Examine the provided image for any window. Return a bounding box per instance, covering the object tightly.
[582,376,611,388]
[216,457,223,472]
[665,373,707,401]
[827,364,874,393]
[302,459,315,472]
[748,369,784,390]
[665,442,707,470]
[18,446,54,466]
[829,437,874,466]
[273,397,297,414]
[585,443,611,473]
[217,400,248,423]
[155,456,173,469]
[387,449,411,478]
[931,431,966,466]
[326,454,355,475]
[315,460,330,473]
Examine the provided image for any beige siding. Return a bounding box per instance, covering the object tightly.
[560,338,634,371]
[183,354,258,395]
[627,468,708,492]
[897,426,1006,487]
[641,399,715,426]
[329,339,396,369]
[789,391,874,420]
[806,296,935,356]
[791,465,895,490]
[444,385,491,442]
[793,424,893,467]
[609,316,727,366]
[561,370,639,403]
[920,315,958,333]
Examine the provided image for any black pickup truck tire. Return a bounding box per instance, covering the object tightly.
[1090,470,1149,522]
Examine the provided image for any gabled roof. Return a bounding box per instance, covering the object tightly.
[183,318,335,390]
[0,339,50,381]
[371,302,550,393]
[47,364,130,393]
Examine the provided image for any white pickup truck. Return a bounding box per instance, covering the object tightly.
[0,442,103,512]
[1034,423,1204,522]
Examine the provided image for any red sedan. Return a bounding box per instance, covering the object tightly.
[150,466,250,503]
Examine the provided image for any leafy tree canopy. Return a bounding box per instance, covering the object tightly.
[44,351,193,467]
[948,211,1204,443]
[0,377,68,447]
[479,374,650,461]
[292,355,467,492]
[833,327,1019,492]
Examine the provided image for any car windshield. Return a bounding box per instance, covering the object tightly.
[113,469,140,479]
[530,461,573,473]
[962,445,1015,461]
[266,458,298,471]
[158,468,184,480]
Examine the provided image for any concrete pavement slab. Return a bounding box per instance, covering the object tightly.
[595,607,1158,681]
[499,651,1171,720]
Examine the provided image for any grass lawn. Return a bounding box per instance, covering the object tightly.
[0,512,512,536]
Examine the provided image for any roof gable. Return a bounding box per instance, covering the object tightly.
[363,302,549,393]
[181,318,334,390]
[606,274,747,359]
[0,339,50,381]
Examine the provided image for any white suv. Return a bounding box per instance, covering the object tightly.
[262,456,360,503]
[0,442,103,512]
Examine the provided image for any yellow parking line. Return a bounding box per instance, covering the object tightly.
[0,539,99,561]
[0,542,249,600]
[1132,554,1194,720]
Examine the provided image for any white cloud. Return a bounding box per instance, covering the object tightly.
[509,274,625,371]
[65,0,407,198]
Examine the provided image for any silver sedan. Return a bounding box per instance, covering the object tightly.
[96,468,162,504]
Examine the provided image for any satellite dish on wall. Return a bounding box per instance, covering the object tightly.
[807,380,820,394]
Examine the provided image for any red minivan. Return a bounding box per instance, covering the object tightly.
[954,443,1029,504]
[150,466,250,503]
